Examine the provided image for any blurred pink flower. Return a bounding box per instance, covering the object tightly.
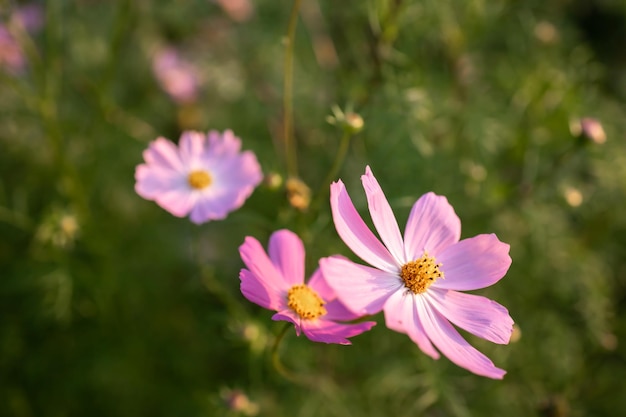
[319,166,513,378]
[215,0,254,22]
[239,229,376,345]
[0,4,43,73]
[0,27,26,72]
[152,47,200,104]
[135,130,262,224]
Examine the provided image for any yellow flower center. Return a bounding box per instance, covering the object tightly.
[187,170,212,190]
[287,284,327,320]
[400,253,444,294]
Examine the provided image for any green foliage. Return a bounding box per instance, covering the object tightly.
[1,0,625,416]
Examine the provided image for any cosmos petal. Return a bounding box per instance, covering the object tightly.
[272,311,302,336]
[330,180,398,273]
[383,291,440,359]
[418,300,507,379]
[403,192,461,260]
[301,319,376,345]
[178,131,206,165]
[143,137,185,172]
[307,268,335,302]
[240,269,284,311]
[238,236,290,305]
[319,255,402,315]
[361,166,406,265]
[434,234,512,291]
[268,230,305,287]
[154,188,197,218]
[426,289,513,344]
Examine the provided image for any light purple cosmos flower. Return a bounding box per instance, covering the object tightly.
[239,229,376,345]
[135,130,262,224]
[319,166,513,378]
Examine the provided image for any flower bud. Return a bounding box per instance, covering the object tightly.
[285,177,311,211]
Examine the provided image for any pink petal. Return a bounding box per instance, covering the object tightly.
[383,290,440,359]
[189,198,225,224]
[426,289,513,344]
[154,188,197,217]
[301,318,376,345]
[143,137,184,172]
[238,236,290,309]
[307,268,335,302]
[403,192,461,260]
[319,255,402,315]
[330,180,399,273]
[323,299,363,322]
[418,300,506,379]
[178,131,206,165]
[208,129,242,156]
[434,234,511,291]
[361,166,406,265]
[240,269,285,311]
[268,230,305,287]
[272,311,301,336]
[135,164,170,199]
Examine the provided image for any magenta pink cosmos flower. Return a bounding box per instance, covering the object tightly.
[319,166,513,378]
[239,229,376,345]
[135,130,262,224]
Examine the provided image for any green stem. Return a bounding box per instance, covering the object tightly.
[312,130,352,211]
[283,0,302,178]
[271,322,312,385]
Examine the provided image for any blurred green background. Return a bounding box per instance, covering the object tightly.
[1,0,626,415]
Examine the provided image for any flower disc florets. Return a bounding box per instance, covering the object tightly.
[287,284,327,319]
[187,170,212,189]
[400,253,444,294]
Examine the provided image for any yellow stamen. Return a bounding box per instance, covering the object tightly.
[287,284,326,319]
[187,170,212,190]
[400,253,444,294]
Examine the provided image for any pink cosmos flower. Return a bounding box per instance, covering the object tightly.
[135,130,262,224]
[0,4,43,74]
[319,166,513,378]
[152,47,200,104]
[239,229,376,345]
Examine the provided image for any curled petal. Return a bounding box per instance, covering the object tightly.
[240,269,285,311]
[418,300,507,379]
[268,230,305,287]
[330,180,398,273]
[426,289,513,344]
[301,319,376,345]
[434,234,511,291]
[319,255,401,315]
[238,236,289,307]
[272,311,301,336]
[403,192,461,260]
[361,166,406,265]
[383,291,440,359]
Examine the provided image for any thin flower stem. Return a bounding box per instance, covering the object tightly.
[271,322,313,386]
[283,0,302,178]
[312,130,352,211]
